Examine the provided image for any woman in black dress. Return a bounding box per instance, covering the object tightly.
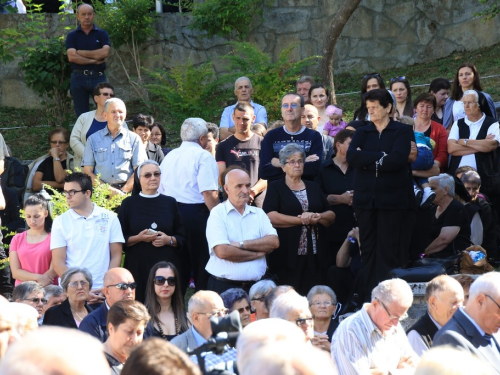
[263,144,335,296]
[144,261,188,341]
[118,161,186,302]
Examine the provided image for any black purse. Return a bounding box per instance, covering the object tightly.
[388,263,446,283]
[412,253,463,275]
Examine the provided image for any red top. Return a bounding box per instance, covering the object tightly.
[429,120,449,171]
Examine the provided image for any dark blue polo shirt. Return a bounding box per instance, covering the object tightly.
[66,24,110,71]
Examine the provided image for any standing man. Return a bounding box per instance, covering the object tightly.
[296,76,315,103]
[205,168,279,294]
[216,103,267,207]
[219,77,267,141]
[301,104,334,165]
[259,93,323,181]
[82,98,147,195]
[159,118,219,293]
[51,172,124,298]
[66,3,110,117]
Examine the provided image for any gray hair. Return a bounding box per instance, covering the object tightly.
[307,285,337,306]
[224,168,249,185]
[462,90,479,103]
[371,278,413,307]
[279,144,306,166]
[220,288,250,311]
[469,272,500,300]
[206,122,219,140]
[103,98,126,113]
[12,281,44,302]
[136,160,160,179]
[460,170,481,186]
[180,118,208,142]
[270,293,309,321]
[429,173,455,196]
[60,267,93,292]
[296,76,315,85]
[187,290,222,315]
[265,285,294,312]
[235,76,252,89]
[43,285,64,301]
[424,275,463,303]
[249,280,276,300]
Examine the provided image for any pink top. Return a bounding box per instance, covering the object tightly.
[10,231,54,286]
[323,120,348,137]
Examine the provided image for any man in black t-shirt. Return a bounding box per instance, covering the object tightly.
[216,103,267,207]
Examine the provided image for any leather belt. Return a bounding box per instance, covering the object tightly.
[73,69,105,76]
[211,275,257,288]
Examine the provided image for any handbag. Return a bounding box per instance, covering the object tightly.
[388,263,446,283]
[412,253,463,275]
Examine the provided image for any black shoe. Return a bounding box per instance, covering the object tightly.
[414,189,423,206]
[421,191,436,209]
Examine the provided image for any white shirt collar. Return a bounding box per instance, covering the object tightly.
[464,113,486,126]
[224,199,256,216]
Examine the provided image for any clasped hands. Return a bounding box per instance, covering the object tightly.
[298,212,321,225]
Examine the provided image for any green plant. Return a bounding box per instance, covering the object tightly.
[189,0,268,41]
[93,0,157,104]
[475,0,500,20]
[222,42,321,119]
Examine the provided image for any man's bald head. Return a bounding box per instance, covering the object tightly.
[103,268,135,307]
[188,290,223,314]
[77,3,94,13]
[301,104,320,130]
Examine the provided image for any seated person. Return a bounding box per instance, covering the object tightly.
[42,285,66,315]
[221,288,252,328]
[269,292,314,343]
[249,279,276,321]
[12,281,46,320]
[424,174,471,258]
[306,285,339,352]
[32,128,74,195]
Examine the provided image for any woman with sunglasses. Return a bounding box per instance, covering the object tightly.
[118,160,186,302]
[144,261,188,340]
[390,76,414,118]
[32,128,74,195]
[43,267,94,328]
[353,73,385,122]
[221,288,252,328]
[70,82,115,168]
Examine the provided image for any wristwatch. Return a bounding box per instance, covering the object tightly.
[239,241,244,249]
[170,236,174,246]
[54,157,61,161]
[464,139,469,146]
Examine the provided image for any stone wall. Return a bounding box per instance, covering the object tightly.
[1,0,499,108]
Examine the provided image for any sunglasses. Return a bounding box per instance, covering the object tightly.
[236,305,251,314]
[154,276,176,287]
[390,76,406,82]
[106,282,137,290]
[141,171,161,179]
[100,92,115,97]
[24,297,48,305]
[363,72,380,79]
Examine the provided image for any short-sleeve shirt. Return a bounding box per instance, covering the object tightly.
[50,204,125,289]
[66,24,110,71]
[215,134,263,187]
[36,157,68,192]
[82,126,147,185]
[205,200,277,280]
[219,101,268,128]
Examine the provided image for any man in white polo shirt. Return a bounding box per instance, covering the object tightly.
[51,172,124,300]
[206,168,279,294]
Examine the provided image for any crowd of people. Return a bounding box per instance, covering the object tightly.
[0,4,500,374]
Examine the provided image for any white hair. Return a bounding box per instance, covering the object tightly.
[462,90,479,103]
[469,272,500,300]
[103,97,125,113]
[9,303,38,337]
[371,278,413,307]
[235,76,252,89]
[415,346,492,375]
[270,293,309,321]
[428,173,455,196]
[249,279,276,300]
[180,118,208,142]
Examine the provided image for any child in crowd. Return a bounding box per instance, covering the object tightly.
[323,105,347,137]
[399,116,436,208]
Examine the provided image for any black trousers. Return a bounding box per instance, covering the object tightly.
[177,203,210,292]
[355,208,415,301]
[207,276,255,295]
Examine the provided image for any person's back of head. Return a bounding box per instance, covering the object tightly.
[264,285,295,312]
[269,292,308,320]
[414,346,492,375]
[121,337,201,375]
[9,303,38,337]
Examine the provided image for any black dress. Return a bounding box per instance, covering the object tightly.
[118,194,186,303]
[43,298,94,329]
[263,179,332,295]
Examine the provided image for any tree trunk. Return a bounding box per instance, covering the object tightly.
[317,0,362,104]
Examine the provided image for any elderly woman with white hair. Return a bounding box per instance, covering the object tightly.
[118,160,186,302]
[425,174,471,258]
[307,285,339,352]
[249,279,276,321]
[264,143,335,295]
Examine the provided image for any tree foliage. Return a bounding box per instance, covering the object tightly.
[475,0,500,20]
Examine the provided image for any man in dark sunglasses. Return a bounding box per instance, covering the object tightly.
[12,281,46,320]
[79,267,136,343]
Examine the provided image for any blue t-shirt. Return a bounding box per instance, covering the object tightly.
[86,118,107,140]
[66,24,110,71]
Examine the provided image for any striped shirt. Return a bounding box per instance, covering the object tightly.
[331,303,417,375]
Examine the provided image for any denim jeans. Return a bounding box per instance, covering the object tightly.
[411,146,434,171]
[70,71,107,117]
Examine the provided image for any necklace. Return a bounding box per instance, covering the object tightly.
[155,313,180,340]
[70,307,88,321]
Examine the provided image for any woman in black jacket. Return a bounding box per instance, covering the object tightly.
[346,89,416,301]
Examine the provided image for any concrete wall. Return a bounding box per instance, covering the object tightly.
[1,0,499,108]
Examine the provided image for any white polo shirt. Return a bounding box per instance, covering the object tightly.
[205,200,277,281]
[158,141,219,204]
[50,204,125,289]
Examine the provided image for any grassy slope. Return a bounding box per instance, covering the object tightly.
[3,43,500,159]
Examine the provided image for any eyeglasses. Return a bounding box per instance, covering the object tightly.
[99,92,115,97]
[236,305,251,314]
[310,301,334,307]
[63,189,84,197]
[24,297,48,305]
[363,72,381,79]
[154,276,176,287]
[462,101,478,107]
[485,294,500,311]
[281,103,299,109]
[141,172,161,179]
[251,296,266,302]
[286,159,304,166]
[295,317,314,327]
[390,76,406,82]
[106,282,137,291]
[197,309,229,318]
[375,297,408,321]
[50,140,68,145]
[68,280,90,288]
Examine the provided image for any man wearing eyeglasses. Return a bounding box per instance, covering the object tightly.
[12,281,46,320]
[51,172,125,302]
[434,272,500,374]
[259,93,323,181]
[79,267,136,343]
[331,278,418,375]
[269,292,314,342]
